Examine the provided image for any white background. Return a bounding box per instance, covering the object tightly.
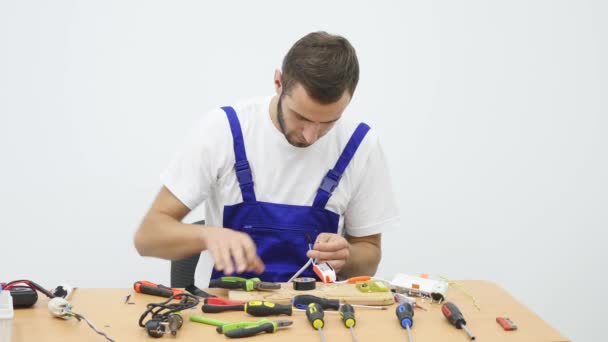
[1,1,606,341]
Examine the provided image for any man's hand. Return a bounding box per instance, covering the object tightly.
[202,227,265,275]
[306,233,350,273]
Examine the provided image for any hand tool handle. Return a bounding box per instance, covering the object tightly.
[346,276,371,283]
[340,304,356,328]
[188,315,228,327]
[133,281,173,297]
[441,302,466,328]
[202,304,245,313]
[216,320,270,334]
[245,301,292,316]
[293,295,340,310]
[396,303,414,328]
[224,322,275,338]
[205,297,245,305]
[209,277,247,290]
[306,303,325,329]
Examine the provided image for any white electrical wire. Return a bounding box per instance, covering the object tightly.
[287,243,316,283]
[48,297,115,342]
[287,258,314,283]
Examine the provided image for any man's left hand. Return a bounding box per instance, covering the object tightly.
[306,233,350,273]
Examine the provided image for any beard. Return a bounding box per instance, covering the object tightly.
[277,95,311,148]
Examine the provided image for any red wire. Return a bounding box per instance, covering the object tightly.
[1,280,54,298]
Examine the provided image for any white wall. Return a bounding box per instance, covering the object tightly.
[1,1,605,341]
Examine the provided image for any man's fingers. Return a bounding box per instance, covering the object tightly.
[220,242,234,275]
[252,256,265,274]
[230,240,247,273]
[306,248,349,261]
[209,244,223,271]
[314,238,349,252]
[323,259,346,273]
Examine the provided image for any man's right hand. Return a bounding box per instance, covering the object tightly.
[202,227,265,275]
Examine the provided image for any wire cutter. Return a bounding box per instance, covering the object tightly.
[209,277,281,291]
[190,316,293,338]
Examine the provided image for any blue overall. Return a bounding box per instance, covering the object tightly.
[209,106,370,282]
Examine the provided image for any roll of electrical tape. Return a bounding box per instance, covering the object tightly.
[293,277,316,291]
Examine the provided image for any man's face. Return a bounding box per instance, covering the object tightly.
[277,83,351,148]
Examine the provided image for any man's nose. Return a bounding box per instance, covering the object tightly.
[302,122,321,145]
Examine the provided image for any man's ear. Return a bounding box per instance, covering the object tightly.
[274,69,283,95]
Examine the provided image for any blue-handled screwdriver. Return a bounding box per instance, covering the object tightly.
[396,302,414,342]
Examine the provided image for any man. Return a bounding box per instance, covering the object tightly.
[134,31,399,283]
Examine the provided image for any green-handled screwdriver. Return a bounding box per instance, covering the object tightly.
[396,302,415,342]
[306,302,326,342]
[340,304,357,342]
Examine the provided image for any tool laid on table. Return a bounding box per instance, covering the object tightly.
[335,276,372,284]
[496,317,517,331]
[396,302,415,342]
[202,299,293,316]
[138,293,200,338]
[134,281,183,298]
[306,302,327,342]
[189,316,293,338]
[340,304,357,342]
[134,280,215,299]
[209,277,281,291]
[293,294,387,310]
[442,302,476,340]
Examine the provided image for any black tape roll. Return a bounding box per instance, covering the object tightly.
[292,277,316,291]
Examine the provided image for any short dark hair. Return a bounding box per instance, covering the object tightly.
[281,31,359,104]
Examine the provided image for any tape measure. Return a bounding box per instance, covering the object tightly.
[292,277,316,291]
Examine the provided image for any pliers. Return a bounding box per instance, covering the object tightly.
[209,276,281,291]
[201,298,293,316]
[190,315,293,338]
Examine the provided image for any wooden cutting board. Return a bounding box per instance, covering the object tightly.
[228,282,394,306]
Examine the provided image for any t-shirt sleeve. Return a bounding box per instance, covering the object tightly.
[343,135,400,237]
[160,108,231,210]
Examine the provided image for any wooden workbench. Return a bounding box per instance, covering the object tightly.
[12,280,569,341]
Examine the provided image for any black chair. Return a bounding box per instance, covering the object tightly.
[170,220,204,288]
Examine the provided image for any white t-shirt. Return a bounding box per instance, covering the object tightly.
[161,96,400,283]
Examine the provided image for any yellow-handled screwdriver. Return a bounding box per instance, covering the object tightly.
[306,302,326,342]
[340,304,357,342]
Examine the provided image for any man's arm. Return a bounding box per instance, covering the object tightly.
[341,233,381,277]
[134,186,264,274]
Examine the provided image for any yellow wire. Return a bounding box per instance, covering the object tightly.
[439,276,481,311]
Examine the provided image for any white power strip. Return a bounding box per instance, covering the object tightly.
[390,273,448,303]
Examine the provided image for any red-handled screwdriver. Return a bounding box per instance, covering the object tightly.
[441,302,475,340]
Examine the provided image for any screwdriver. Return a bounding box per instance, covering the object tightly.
[293,295,387,310]
[396,302,414,342]
[133,281,182,298]
[306,302,326,342]
[340,304,357,342]
[441,302,476,340]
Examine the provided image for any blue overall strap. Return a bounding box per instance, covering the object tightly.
[313,123,371,209]
[221,106,256,202]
